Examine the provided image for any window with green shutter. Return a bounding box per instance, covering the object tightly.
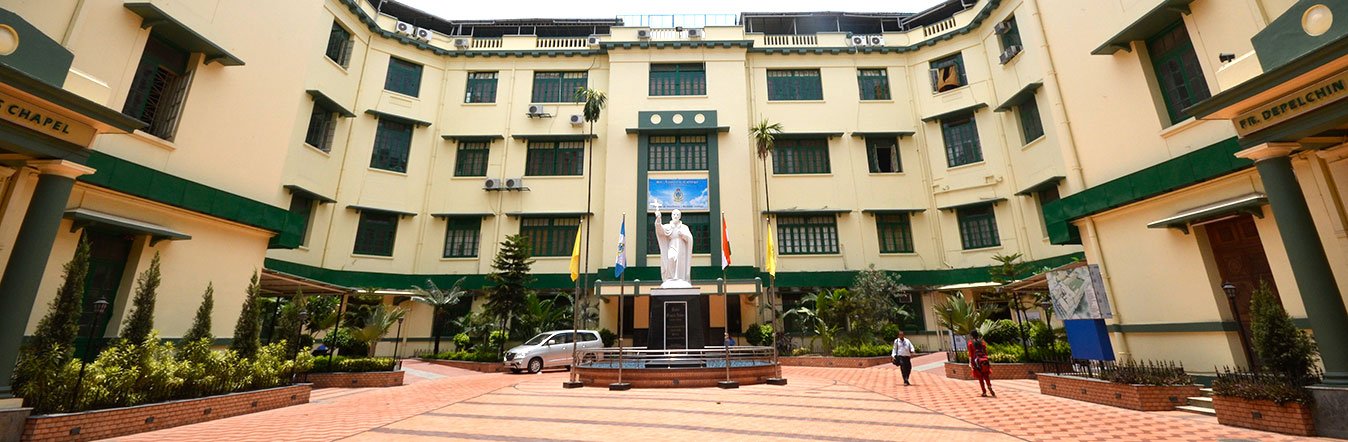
[772,138,830,174]
[371,119,412,173]
[929,53,967,93]
[443,217,481,258]
[325,21,353,68]
[857,69,891,100]
[940,115,983,167]
[767,69,823,101]
[122,33,192,141]
[646,212,711,254]
[525,140,584,176]
[453,141,490,176]
[304,104,338,152]
[777,215,839,255]
[384,57,423,97]
[957,204,1000,249]
[648,135,708,171]
[876,213,914,253]
[288,195,315,247]
[520,216,581,256]
[1018,96,1045,144]
[532,71,588,103]
[866,137,900,173]
[466,72,498,103]
[354,211,398,256]
[1148,21,1211,125]
[650,63,706,96]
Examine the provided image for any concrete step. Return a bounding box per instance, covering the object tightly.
[1176,405,1217,416]
[1186,396,1214,409]
[1199,387,1214,397]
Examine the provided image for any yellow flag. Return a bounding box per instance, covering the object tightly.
[569,222,583,281]
[765,218,777,277]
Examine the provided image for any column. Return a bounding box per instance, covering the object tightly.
[0,160,95,398]
[1236,143,1348,385]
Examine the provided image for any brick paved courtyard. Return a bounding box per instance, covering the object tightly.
[109,354,1327,441]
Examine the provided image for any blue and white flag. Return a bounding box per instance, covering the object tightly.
[614,215,627,278]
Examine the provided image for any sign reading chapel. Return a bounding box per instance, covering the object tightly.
[1233,69,1348,136]
[0,90,96,146]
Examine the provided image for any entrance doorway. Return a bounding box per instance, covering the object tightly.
[1204,215,1279,366]
[76,229,134,359]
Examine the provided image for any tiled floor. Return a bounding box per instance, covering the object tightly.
[107,357,1327,441]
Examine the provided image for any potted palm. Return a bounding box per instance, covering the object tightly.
[411,277,466,355]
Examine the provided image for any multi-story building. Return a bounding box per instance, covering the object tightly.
[1,0,1345,399]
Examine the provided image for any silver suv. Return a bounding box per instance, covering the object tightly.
[504,330,604,373]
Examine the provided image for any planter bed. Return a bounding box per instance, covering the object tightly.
[1213,396,1316,436]
[945,361,1051,380]
[1037,373,1199,411]
[576,364,776,388]
[298,370,404,388]
[21,383,310,442]
[419,358,510,373]
[779,355,893,368]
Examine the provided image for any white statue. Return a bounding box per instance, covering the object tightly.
[652,199,693,288]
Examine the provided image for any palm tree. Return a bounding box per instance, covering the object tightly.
[572,86,607,385]
[350,304,407,357]
[515,293,574,338]
[411,277,467,354]
[932,293,1001,336]
[749,119,784,351]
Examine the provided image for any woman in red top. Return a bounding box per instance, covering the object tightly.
[968,330,995,397]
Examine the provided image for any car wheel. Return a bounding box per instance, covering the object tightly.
[528,357,543,374]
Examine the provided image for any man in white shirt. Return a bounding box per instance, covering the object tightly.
[892,331,916,386]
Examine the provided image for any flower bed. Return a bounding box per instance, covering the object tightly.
[779,355,892,368]
[297,370,404,388]
[21,384,310,442]
[1037,373,1198,411]
[1212,396,1315,436]
[419,358,510,373]
[945,361,1050,380]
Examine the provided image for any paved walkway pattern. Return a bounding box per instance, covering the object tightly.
[108,356,1328,441]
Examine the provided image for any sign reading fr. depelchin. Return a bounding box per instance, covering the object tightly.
[1234,70,1348,137]
[647,178,709,211]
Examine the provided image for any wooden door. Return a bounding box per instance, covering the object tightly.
[1205,215,1279,365]
[75,229,134,359]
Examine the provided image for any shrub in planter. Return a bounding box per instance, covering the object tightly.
[1096,360,1192,386]
[984,319,1023,345]
[790,347,813,356]
[879,324,900,343]
[598,328,617,347]
[429,348,499,362]
[453,333,472,351]
[308,356,396,373]
[831,343,891,357]
[745,324,773,347]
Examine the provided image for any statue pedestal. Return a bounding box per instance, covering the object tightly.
[647,287,705,350]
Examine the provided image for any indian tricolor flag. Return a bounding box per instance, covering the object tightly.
[720,212,731,270]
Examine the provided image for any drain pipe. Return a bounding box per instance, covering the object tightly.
[1082,217,1130,360]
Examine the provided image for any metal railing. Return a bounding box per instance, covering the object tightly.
[763,34,817,46]
[578,346,775,369]
[617,14,739,28]
[923,16,957,37]
[537,37,589,49]
[470,38,502,49]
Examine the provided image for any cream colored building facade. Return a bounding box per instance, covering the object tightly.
[3,0,1346,383]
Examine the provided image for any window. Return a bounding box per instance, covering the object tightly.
[650,63,706,96]
[957,204,1000,249]
[1018,96,1045,144]
[646,212,711,254]
[371,119,412,173]
[453,141,490,176]
[520,216,581,256]
[122,34,192,140]
[929,53,967,93]
[767,69,822,101]
[304,104,337,152]
[325,21,353,68]
[525,140,584,176]
[941,115,983,167]
[465,72,498,103]
[384,57,423,97]
[776,215,839,255]
[1035,186,1061,237]
[998,17,1022,52]
[876,213,914,253]
[772,138,830,174]
[288,195,315,246]
[532,71,587,103]
[443,217,481,258]
[857,69,891,100]
[1148,21,1211,125]
[648,135,708,171]
[354,211,398,256]
[866,137,901,173]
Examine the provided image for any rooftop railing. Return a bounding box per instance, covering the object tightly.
[470,38,502,49]
[762,34,818,46]
[536,37,589,49]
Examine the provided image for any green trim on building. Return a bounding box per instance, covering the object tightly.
[748,0,1003,55]
[1042,137,1250,245]
[0,64,144,133]
[1089,0,1195,55]
[1250,1,1348,74]
[1106,318,1311,333]
[263,258,572,290]
[123,2,245,66]
[79,152,304,248]
[603,41,753,50]
[0,8,74,86]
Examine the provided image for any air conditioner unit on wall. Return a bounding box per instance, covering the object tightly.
[526,104,550,118]
[395,21,414,35]
[994,21,1012,35]
[413,27,432,42]
[637,29,652,39]
[569,114,584,125]
[587,36,602,47]
[483,178,502,191]
[504,177,527,191]
[867,35,884,46]
[687,29,705,39]
[454,38,470,48]
[850,35,866,46]
[999,45,1023,64]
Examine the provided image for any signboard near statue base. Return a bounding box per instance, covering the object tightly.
[647,287,705,350]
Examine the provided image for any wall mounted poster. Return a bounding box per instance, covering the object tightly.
[648,178,709,211]
[1046,264,1113,320]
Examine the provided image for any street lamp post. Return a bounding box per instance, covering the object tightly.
[292,310,309,383]
[1223,282,1255,368]
[943,307,955,362]
[71,296,109,411]
[393,316,405,371]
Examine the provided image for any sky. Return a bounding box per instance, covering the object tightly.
[394,0,949,22]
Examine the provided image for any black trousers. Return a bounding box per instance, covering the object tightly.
[896,355,912,382]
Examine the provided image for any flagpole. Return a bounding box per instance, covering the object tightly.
[766,215,786,385]
[610,213,631,391]
[717,211,737,388]
[565,220,583,389]
[616,274,625,386]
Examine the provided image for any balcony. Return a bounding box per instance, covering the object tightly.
[762,34,818,47]
[536,37,589,49]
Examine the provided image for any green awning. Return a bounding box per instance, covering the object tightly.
[921,103,987,122]
[1146,193,1267,234]
[364,109,432,128]
[504,211,593,217]
[861,208,925,215]
[994,82,1043,112]
[123,2,244,66]
[283,184,335,204]
[775,132,844,139]
[347,205,417,217]
[431,212,494,218]
[1091,0,1195,55]
[625,126,730,134]
[305,90,354,118]
[441,134,504,141]
[1014,176,1064,196]
[937,198,1006,211]
[65,208,190,245]
[851,131,915,138]
[511,134,597,141]
[762,208,852,215]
